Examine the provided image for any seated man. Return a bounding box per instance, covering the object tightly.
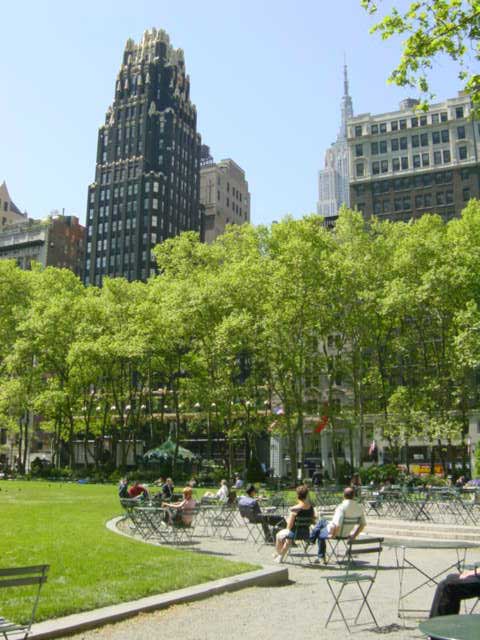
[162,477,175,501]
[429,567,480,619]
[238,484,286,543]
[162,486,197,526]
[203,479,230,503]
[310,486,366,563]
[127,480,149,500]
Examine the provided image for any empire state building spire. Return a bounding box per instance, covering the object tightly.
[339,63,354,140]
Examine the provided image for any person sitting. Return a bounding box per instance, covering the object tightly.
[234,473,244,490]
[162,477,175,501]
[162,486,197,526]
[203,479,230,503]
[118,477,129,498]
[350,472,362,497]
[274,485,315,562]
[127,480,149,500]
[309,486,366,563]
[428,567,480,621]
[238,484,286,543]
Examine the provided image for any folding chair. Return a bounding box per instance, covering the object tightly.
[0,565,49,640]
[283,516,316,565]
[325,537,384,632]
[239,506,266,546]
[326,516,362,563]
[164,507,198,545]
[210,504,236,539]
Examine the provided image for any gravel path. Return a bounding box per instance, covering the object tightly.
[62,521,478,640]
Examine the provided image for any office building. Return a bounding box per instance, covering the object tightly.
[0,181,27,229]
[84,29,202,285]
[0,214,85,277]
[348,93,480,222]
[200,147,251,243]
[317,66,354,225]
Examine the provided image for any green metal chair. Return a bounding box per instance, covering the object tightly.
[325,537,384,632]
[0,565,49,640]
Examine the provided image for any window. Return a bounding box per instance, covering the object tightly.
[380,122,387,133]
[415,195,423,208]
[420,133,428,146]
[434,150,442,165]
[371,142,379,155]
[355,144,363,157]
[432,131,440,144]
[399,119,407,130]
[372,161,380,175]
[459,146,467,160]
[457,126,466,140]
[411,116,418,128]
[400,137,408,150]
[424,193,432,206]
[391,138,399,152]
[446,190,453,204]
[422,153,430,167]
[391,120,398,131]
[441,112,448,122]
[394,197,402,211]
[403,196,411,210]
[432,113,439,125]
[461,168,470,180]
[463,187,471,202]
[443,149,451,162]
[420,115,427,126]
[412,134,419,148]
[374,200,382,215]
[355,125,362,137]
[401,156,409,170]
[371,124,378,135]
[436,192,445,206]
[441,129,450,143]
[379,140,387,153]
[152,198,158,209]
[381,160,388,173]
[413,154,421,168]
[456,106,464,119]
[356,163,364,177]
[392,158,400,171]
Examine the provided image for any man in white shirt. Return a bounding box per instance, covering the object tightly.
[310,486,366,562]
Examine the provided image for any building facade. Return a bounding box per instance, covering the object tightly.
[348,93,480,222]
[317,66,354,225]
[200,147,251,243]
[0,181,27,229]
[0,214,85,277]
[84,29,202,285]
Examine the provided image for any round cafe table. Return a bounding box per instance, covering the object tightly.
[419,613,480,640]
[383,538,480,619]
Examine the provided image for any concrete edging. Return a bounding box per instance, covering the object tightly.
[29,517,288,639]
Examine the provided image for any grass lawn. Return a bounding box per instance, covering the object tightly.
[0,481,256,624]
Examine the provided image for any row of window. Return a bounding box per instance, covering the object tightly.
[354,107,465,137]
[355,127,468,158]
[353,170,459,197]
[356,147,469,177]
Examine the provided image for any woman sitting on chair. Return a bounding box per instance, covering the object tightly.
[162,486,196,526]
[274,484,315,563]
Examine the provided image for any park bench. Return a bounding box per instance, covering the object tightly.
[0,565,49,640]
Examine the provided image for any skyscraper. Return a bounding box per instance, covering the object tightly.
[317,66,354,226]
[84,29,202,285]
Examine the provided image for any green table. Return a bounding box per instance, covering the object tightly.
[419,614,480,639]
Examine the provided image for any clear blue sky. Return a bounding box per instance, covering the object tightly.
[0,0,462,226]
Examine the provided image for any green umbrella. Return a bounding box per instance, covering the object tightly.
[143,438,199,463]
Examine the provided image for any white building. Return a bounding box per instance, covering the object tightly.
[317,66,353,224]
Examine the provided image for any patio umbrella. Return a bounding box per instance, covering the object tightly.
[143,438,199,463]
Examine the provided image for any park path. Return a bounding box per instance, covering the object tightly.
[60,520,467,640]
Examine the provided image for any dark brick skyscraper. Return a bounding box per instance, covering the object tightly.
[84,29,202,284]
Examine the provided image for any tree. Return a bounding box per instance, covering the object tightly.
[361,1,480,113]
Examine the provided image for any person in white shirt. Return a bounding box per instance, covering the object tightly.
[203,479,229,503]
[310,486,366,562]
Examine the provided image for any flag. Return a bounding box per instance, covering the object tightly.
[315,415,328,433]
[369,440,377,457]
[273,406,285,415]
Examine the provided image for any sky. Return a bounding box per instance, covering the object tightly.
[0,0,464,226]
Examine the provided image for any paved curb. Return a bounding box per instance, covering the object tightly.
[29,519,289,640]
